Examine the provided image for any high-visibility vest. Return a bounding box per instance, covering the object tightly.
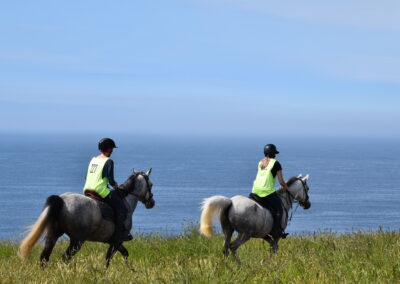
[83,157,111,198]
[252,158,277,198]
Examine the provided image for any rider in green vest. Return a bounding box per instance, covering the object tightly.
[83,138,132,243]
[250,144,289,239]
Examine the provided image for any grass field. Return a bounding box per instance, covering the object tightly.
[1,228,399,283]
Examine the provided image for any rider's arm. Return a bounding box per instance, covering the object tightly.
[277,170,289,191]
[103,159,118,188]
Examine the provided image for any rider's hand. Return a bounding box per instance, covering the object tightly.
[112,184,119,190]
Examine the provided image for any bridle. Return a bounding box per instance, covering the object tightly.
[123,172,153,204]
[285,177,309,205]
[284,177,310,223]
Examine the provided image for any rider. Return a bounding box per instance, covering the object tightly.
[83,138,132,243]
[250,144,289,239]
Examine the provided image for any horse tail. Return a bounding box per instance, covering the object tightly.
[200,195,232,237]
[18,195,64,259]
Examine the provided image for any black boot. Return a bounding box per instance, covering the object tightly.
[112,214,133,243]
[273,213,289,239]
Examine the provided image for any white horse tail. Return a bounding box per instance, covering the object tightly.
[200,195,232,237]
[18,195,64,259]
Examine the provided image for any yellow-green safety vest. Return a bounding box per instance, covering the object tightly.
[252,158,277,198]
[83,157,111,198]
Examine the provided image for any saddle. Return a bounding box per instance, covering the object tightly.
[248,193,277,215]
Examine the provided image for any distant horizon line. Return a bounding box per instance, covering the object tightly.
[1,129,399,141]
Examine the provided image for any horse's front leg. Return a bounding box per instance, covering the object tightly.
[105,244,118,268]
[263,235,279,253]
[118,245,135,270]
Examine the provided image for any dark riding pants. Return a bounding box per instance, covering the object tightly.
[104,190,126,218]
[103,190,127,240]
[249,192,284,234]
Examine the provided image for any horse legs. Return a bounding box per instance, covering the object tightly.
[118,245,134,270]
[40,236,58,266]
[230,232,251,266]
[40,228,62,266]
[105,244,118,268]
[117,245,129,260]
[220,210,234,258]
[263,235,279,253]
[62,239,84,262]
[223,229,233,258]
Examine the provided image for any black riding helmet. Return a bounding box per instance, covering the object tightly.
[264,144,279,157]
[98,138,117,151]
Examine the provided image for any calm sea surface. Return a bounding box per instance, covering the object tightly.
[1,133,399,240]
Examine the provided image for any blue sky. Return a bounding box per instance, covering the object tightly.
[0,0,399,137]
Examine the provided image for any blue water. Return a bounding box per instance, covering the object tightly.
[1,133,399,240]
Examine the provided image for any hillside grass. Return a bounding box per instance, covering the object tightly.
[0,229,399,283]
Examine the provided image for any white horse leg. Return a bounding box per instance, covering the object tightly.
[230,232,251,266]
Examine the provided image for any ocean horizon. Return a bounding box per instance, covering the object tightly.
[1,133,399,240]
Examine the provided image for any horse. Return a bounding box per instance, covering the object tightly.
[18,169,155,267]
[199,174,311,264]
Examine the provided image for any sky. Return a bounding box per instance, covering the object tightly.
[0,0,399,138]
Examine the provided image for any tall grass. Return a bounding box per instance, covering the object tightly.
[1,230,399,283]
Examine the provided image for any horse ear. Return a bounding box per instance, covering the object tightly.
[298,174,303,178]
[132,169,139,174]
[146,168,152,176]
[303,174,310,181]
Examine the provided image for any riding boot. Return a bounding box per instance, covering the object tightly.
[112,213,133,243]
[273,213,288,239]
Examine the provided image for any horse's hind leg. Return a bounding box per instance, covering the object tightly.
[220,203,234,257]
[40,228,63,266]
[223,229,233,258]
[230,232,251,266]
[221,213,233,257]
[62,239,84,262]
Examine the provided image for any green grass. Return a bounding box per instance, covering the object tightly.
[1,229,399,283]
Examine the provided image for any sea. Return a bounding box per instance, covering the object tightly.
[1,133,399,240]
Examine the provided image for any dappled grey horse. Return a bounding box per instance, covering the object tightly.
[200,174,311,263]
[19,169,155,267]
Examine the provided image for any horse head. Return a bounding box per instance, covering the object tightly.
[286,174,311,209]
[122,168,155,209]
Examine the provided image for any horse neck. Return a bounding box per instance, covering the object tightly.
[124,194,139,215]
[277,189,293,212]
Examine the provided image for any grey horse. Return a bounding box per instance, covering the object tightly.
[19,169,155,267]
[199,174,311,263]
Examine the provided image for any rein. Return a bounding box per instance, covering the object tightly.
[282,177,309,225]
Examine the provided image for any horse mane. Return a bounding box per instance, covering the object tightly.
[276,176,298,193]
[286,176,299,187]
